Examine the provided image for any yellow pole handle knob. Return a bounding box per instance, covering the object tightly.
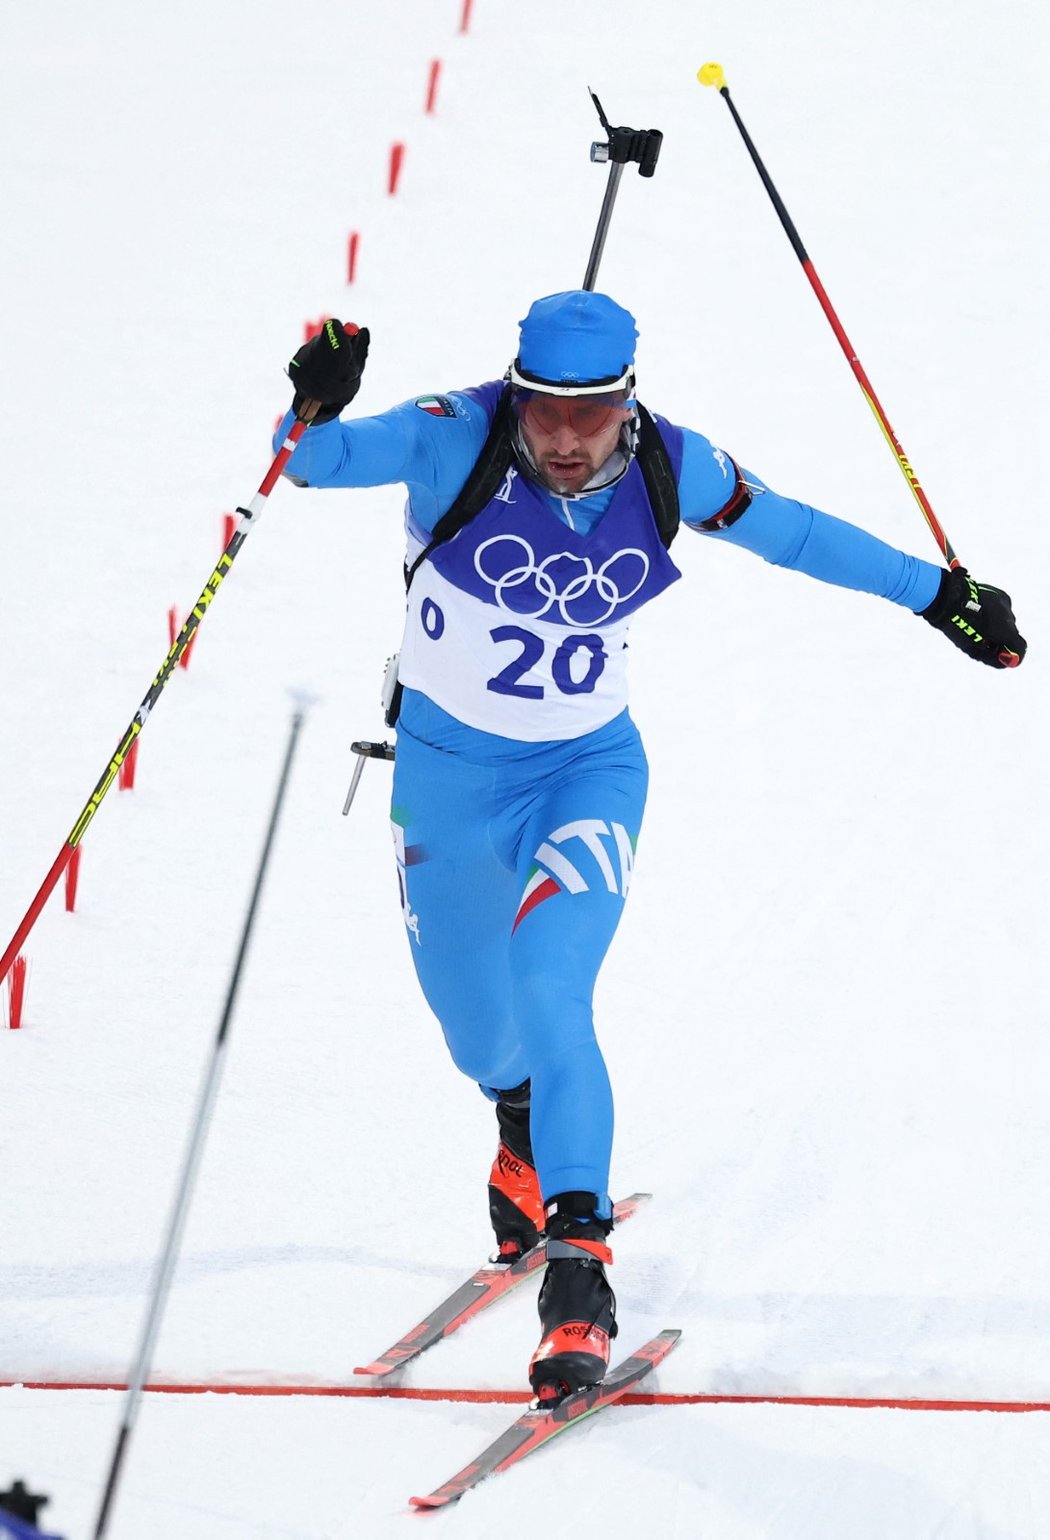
[697,62,727,90]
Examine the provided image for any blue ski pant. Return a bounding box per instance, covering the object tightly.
[390,709,648,1208]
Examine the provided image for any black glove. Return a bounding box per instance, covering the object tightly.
[921,567,1026,668]
[288,319,370,425]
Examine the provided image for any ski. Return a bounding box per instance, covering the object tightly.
[409,1328,681,1508]
[355,1192,650,1378]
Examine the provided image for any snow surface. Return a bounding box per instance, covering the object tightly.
[2,0,1049,1535]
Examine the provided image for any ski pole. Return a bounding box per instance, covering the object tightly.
[0,412,314,988]
[583,90,663,292]
[92,702,308,1540]
[698,62,960,571]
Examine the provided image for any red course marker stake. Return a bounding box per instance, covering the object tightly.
[459,0,474,34]
[170,607,197,672]
[64,844,82,911]
[347,232,360,284]
[118,736,139,791]
[425,59,442,114]
[388,142,405,196]
[7,955,27,1029]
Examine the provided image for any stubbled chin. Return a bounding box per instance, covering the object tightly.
[542,462,589,494]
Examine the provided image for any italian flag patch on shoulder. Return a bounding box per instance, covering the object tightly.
[415,395,456,417]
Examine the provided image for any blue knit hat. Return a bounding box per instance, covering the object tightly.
[516,291,638,386]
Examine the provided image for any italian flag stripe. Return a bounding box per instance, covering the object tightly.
[513,872,560,933]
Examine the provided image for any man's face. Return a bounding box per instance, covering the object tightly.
[515,390,632,496]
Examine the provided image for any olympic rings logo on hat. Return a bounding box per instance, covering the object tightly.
[474,535,650,626]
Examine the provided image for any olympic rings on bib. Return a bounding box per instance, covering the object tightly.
[474,535,650,626]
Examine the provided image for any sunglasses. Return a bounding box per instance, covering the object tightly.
[512,387,633,437]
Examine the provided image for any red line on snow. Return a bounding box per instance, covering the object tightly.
[629,1392,1050,1414]
[5,1382,1049,1413]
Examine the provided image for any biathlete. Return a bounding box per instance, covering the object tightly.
[276,291,1026,1403]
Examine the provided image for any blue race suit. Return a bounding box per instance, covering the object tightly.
[276,388,941,1210]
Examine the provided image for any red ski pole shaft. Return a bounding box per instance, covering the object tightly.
[698,63,960,572]
[0,415,310,987]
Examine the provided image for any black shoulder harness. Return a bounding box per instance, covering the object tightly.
[635,404,680,550]
[403,388,517,591]
[403,389,685,592]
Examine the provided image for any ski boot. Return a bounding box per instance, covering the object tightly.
[487,1079,544,1263]
[529,1191,617,1405]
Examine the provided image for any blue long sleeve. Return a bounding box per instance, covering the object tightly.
[274,394,490,533]
[275,399,943,613]
[678,428,941,612]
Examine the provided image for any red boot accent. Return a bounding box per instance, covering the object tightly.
[531,1321,611,1369]
[529,1320,612,1401]
[488,1141,544,1233]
